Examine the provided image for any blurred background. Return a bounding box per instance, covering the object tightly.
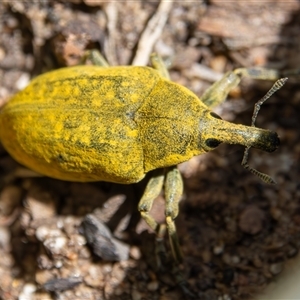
[0,1,299,299]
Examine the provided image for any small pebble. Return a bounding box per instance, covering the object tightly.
[81,214,129,261]
[131,288,142,300]
[43,276,82,292]
[130,246,142,260]
[213,244,224,255]
[43,236,67,255]
[0,185,22,215]
[18,283,37,300]
[239,205,265,235]
[147,280,159,292]
[0,226,10,250]
[269,262,283,275]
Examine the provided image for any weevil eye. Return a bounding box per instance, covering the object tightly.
[210,112,222,119]
[205,138,221,148]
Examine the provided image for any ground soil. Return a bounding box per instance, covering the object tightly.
[0,1,300,299]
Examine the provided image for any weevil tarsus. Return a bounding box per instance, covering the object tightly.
[241,77,288,184]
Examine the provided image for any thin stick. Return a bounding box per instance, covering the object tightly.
[103,2,118,66]
[132,0,173,66]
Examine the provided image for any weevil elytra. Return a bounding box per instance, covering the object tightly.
[0,51,282,262]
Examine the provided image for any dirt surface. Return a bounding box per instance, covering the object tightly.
[0,1,300,299]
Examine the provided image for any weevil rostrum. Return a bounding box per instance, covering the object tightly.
[0,51,284,262]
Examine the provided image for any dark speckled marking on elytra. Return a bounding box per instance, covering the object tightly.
[75,75,131,105]
[63,115,82,129]
[57,154,66,163]
[32,75,131,108]
[126,111,135,120]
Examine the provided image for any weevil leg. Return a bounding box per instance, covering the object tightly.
[150,53,170,80]
[201,67,281,108]
[80,49,110,67]
[164,166,184,263]
[165,166,197,298]
[138,169,167,266]
[138,169,165,233]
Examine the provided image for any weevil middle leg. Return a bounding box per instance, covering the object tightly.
[138,166,184,263]
[164,166,184,262]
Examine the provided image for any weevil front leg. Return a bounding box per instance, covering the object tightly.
[201,67,282,108]
[138,169,165,233]
[164,166,184,263]
[138,169,167,265]
[164,166,197,298]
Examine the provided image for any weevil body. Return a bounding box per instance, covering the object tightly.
[0,65,278,183]
[0,52,281,262]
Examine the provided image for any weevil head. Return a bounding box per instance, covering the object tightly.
[198,109,280,153]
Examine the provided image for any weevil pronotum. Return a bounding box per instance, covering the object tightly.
[0,50,286,263]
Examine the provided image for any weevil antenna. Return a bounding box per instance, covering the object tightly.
[241,77,288,184]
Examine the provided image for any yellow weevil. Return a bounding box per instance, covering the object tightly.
[0,51,286,262]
